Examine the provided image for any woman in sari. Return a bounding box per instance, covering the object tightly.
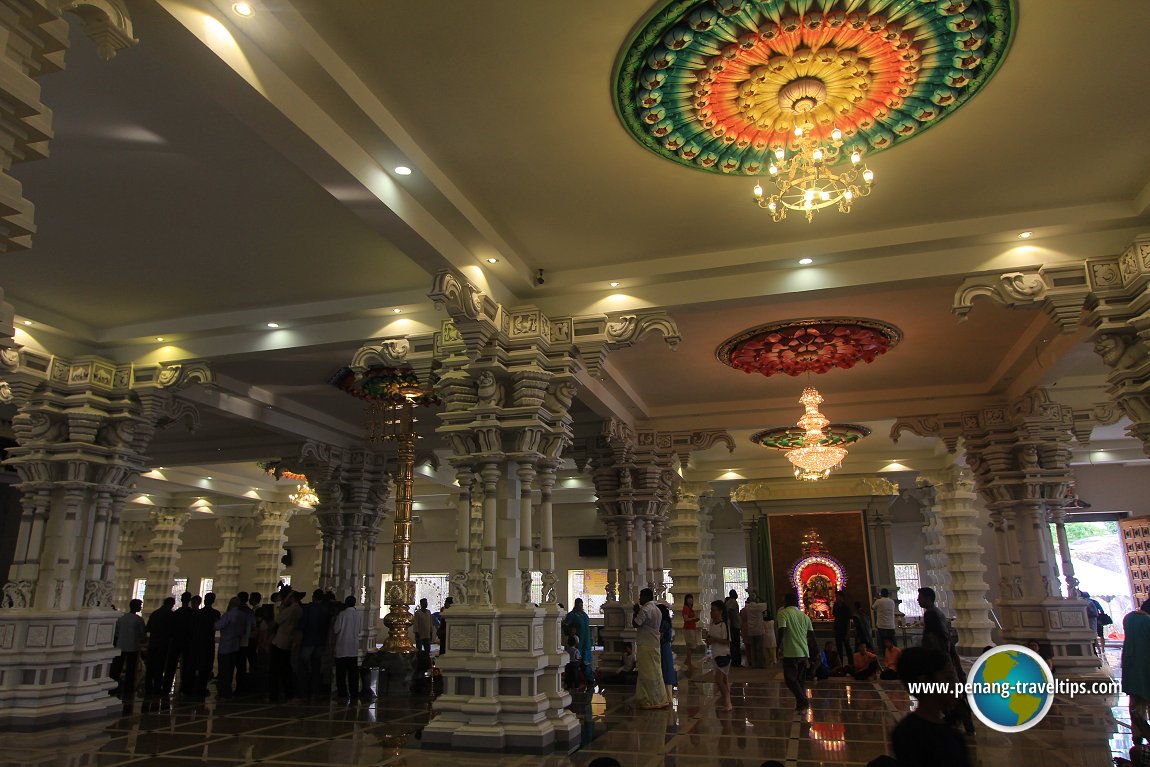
[632,588,669,709]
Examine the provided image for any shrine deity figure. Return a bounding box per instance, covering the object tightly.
[790,529,848,621]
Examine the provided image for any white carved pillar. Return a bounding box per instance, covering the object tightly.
[421,273,679,753]
[536,461,558,602]
[1050,507,1079,598]
[310,514,323,587]
[254,502,294,597]
[450,472,472,603]
[668,481,713,654]
[215,515,251,603]
[698,496,719,607]
[922,467,995,654]
[145,508,189,606]
[518,460,537,604]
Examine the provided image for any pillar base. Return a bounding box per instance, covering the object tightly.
[0,609,120,729]
[420,604,580,754]
[997,597,1101,674]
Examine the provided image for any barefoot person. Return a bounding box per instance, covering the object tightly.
[705,599,734,711]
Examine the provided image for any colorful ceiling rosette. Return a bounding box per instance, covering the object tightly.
[613,0,1016,174]
[716,317,902,377]
[750,422,870,450]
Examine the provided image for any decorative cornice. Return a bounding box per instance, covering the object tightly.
[952,264,1089,333]
[53,0,137,60]
[732,475,899,503]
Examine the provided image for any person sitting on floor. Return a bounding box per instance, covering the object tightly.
[880,637,902,680]
[616,643,637,684]
[852,641,880,680]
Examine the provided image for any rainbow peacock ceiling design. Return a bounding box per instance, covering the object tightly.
[614,0,1015,174]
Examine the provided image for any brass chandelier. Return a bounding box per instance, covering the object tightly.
[751,79,873,223]
[786,386,848,481]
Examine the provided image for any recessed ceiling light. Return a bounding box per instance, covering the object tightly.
[205,476,213,480]
[609,281,620,288]
[21,320,32,326]
[155,336,165,342]
[393,308,402,314]
[799,258,814,265]
[1018,231,1033,239]
[232,2,254,16]
[266,322,280,328]
[486,257,498,264]
[394,166,412,176]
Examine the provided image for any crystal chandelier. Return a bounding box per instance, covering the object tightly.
[751,79,873,223]
[289,482,318,508]
[786,386,848,481]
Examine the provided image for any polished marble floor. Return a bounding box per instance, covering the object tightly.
[3,651,1135,767]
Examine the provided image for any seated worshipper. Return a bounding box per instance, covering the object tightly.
[815,641,845,679]
[616,644,637,683]
[564,629,585,691]
[852,642,880,680]
[880,637,902,680]
[891,646,971,767]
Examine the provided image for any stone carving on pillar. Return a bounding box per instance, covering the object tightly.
[286,440,391,625]
[253,502,295,597]
[146,508,190,604]
[424,270,683,753]
[892,389,1097,669]
[215,515,252,603]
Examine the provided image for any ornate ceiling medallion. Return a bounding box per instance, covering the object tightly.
[716,317,902,377]
[750,423,871,450]
[614,0,1015,175]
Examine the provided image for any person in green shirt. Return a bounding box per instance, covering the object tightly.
[777,591,815,712]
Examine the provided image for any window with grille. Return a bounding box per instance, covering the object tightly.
[171,578,188,599]
[199,578,214,597]
[723,567,748,600]
[894,563,923,619]
[131,579,147,602]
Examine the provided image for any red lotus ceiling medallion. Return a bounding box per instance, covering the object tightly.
[716,317,901,377]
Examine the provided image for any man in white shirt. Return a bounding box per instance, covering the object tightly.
[743,593,768,668]
[333,596,364,701]
[112,599,146,698]
[413,598,434,655]
[631,587,669,709]
[873,588,899,660]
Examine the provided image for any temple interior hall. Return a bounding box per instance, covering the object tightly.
[2,1,1150,765]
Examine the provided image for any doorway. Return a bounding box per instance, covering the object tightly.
[1050,519,1134,642]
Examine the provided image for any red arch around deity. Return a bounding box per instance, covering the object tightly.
[792,554,847,621]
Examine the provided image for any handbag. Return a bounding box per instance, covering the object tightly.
[715,654,732,668]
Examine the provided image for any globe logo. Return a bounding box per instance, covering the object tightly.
[966,644,1054,732]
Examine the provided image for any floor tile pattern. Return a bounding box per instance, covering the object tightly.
[2,652,1133,767]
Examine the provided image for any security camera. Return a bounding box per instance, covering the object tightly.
[535,268,545,286]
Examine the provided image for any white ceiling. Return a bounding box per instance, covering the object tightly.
[6,0,1150,509]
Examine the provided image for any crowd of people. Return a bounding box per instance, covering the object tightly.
[108,579,1150,767]
[109,584,448,703]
